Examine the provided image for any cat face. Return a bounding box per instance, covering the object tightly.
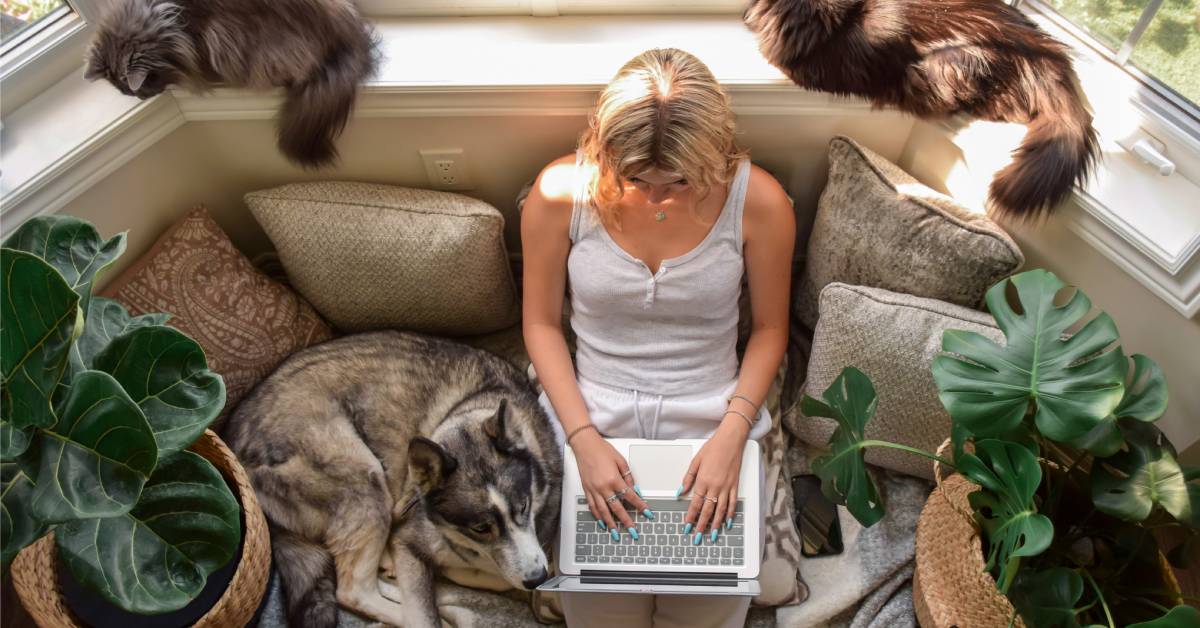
[83,1,195,99]
[84,32,179,99]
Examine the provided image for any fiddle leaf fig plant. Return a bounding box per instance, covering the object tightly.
[0,215,237,615]
[803,269,1197,627]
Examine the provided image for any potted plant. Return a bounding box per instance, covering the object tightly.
[1,215,270,626]
[802,269,1199,627]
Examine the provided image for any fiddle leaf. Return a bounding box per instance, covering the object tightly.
[958,439,1053,592]
[2,215,126,318]
[805,367,885,527]
[1092,422,1191,525]
[932,270,1125,442]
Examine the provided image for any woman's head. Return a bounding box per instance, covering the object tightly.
[580,48,746,227]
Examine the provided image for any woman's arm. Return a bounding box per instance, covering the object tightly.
[682,165,796,539]
[521,155,652,535]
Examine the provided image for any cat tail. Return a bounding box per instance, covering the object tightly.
[277,28,379,168]
[273,528,339,628]
[988,77,1098,220]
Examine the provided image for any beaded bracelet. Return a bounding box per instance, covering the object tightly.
[566,423,598,445]
[722,409,755,431]
[727,393,760,412]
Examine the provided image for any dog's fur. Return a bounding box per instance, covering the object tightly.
[84,0,379,168]
[744,0,1098,219]
[225,331,562,628]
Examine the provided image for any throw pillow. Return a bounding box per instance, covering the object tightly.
[246,181,520,335]
[794,136,1022,330]
[101,206,335,430]
[787,283,1004,480]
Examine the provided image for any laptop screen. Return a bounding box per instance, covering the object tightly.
[628,444,694,492]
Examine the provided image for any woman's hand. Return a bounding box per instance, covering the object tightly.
[680,417,750,542]
[571,429,653,538]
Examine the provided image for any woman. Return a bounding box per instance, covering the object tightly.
[521,48,795,627]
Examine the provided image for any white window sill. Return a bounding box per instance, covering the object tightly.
[2,12,1197,319]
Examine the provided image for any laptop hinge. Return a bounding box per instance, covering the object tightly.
[579,569,739,587]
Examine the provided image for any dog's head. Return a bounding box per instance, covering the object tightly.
[408,399,551,589]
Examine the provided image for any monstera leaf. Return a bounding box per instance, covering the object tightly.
[958,439,1053,592]
[1009,568,1083,628]
[1,461,47,565]
[2,215,126,317]
[93,325,225,458]
[75,296,171,370]
[55,451,240,614]
[932,270,1125,442]
[1,249,82,434]
[1093,422,1192,525]
[1128,605,1200,627]
[805,367,885,527]
[28,370,158,524]
[1068,354,1168,458]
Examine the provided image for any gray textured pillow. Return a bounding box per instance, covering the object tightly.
[794,136,1022,330]
[246,181,520,335]
[788,283,1004,480]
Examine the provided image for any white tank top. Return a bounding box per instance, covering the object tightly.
[566,151,752,396]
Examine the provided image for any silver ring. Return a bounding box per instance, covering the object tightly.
[704,495,719,504]
[605,487,628,504]
[621,470,634,479]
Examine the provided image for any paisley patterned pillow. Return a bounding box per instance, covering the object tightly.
[101,206,335,430]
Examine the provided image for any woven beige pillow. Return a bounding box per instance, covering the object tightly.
[794,136,1022,330]
[788,283,1004,480]
[246,182,520,335]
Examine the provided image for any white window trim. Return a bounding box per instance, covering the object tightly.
[357,1,745,17]
[0,0,119,116]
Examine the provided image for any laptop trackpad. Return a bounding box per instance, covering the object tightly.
[628,444,694,492]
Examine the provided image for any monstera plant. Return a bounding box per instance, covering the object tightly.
[0,215,238,615]
[804,269,1199,627]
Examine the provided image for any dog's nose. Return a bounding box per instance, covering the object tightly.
[522,568,549,589]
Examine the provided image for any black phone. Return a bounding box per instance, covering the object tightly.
[791,474,844,558]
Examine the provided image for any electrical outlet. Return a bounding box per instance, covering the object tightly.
[420,149,474,191]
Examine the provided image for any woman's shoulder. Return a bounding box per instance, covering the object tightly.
[743,163,793,222]
[521,153,579,234]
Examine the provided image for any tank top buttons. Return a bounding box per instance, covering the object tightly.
[642,266,667,308]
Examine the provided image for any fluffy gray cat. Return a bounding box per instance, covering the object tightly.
[85,0,379,168]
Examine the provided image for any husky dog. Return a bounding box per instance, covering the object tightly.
[225,331,562,628]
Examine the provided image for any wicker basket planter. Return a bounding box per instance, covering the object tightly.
[914,474,1182,628]
[10,430,271,628]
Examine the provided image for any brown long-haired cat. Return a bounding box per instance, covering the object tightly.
[744,0,1098,219]
[85,0,379,168]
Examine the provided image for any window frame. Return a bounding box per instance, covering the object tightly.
[0,0,116,116]
[357,0,746,17]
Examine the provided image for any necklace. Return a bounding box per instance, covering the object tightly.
[654,209,667,222]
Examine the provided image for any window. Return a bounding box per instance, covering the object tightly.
[358,0,744,17]
[1038,0,1199,112]
[1,0,71,50]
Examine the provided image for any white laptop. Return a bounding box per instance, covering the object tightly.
[538,438,761,596]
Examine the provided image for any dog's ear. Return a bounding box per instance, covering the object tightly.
[408,437,457,493]
[483,400,513,451]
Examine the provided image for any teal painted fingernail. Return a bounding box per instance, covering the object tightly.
[675,485,684,498]
[598,520,607,531]
[710,529,719,542]
[693,532,702,546]
[629,527,639,541]
[643,509,655,520]
[634,485,643,498]
[683,523,693,534]
[725,518,732,530]
[611,529,620,542]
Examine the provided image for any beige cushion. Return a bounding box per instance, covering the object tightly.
[246,182,520,335]
[794,136,1022,330]
[788,283,1003,480]
[101,206,335,430]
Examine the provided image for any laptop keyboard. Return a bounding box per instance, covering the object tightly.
[573,498,746,567]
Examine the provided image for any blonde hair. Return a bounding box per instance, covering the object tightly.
[579,48,747,229]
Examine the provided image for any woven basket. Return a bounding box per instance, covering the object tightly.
[913,473,1182,628]
[10,430,271,628]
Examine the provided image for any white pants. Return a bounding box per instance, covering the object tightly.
[536,374,768,628]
